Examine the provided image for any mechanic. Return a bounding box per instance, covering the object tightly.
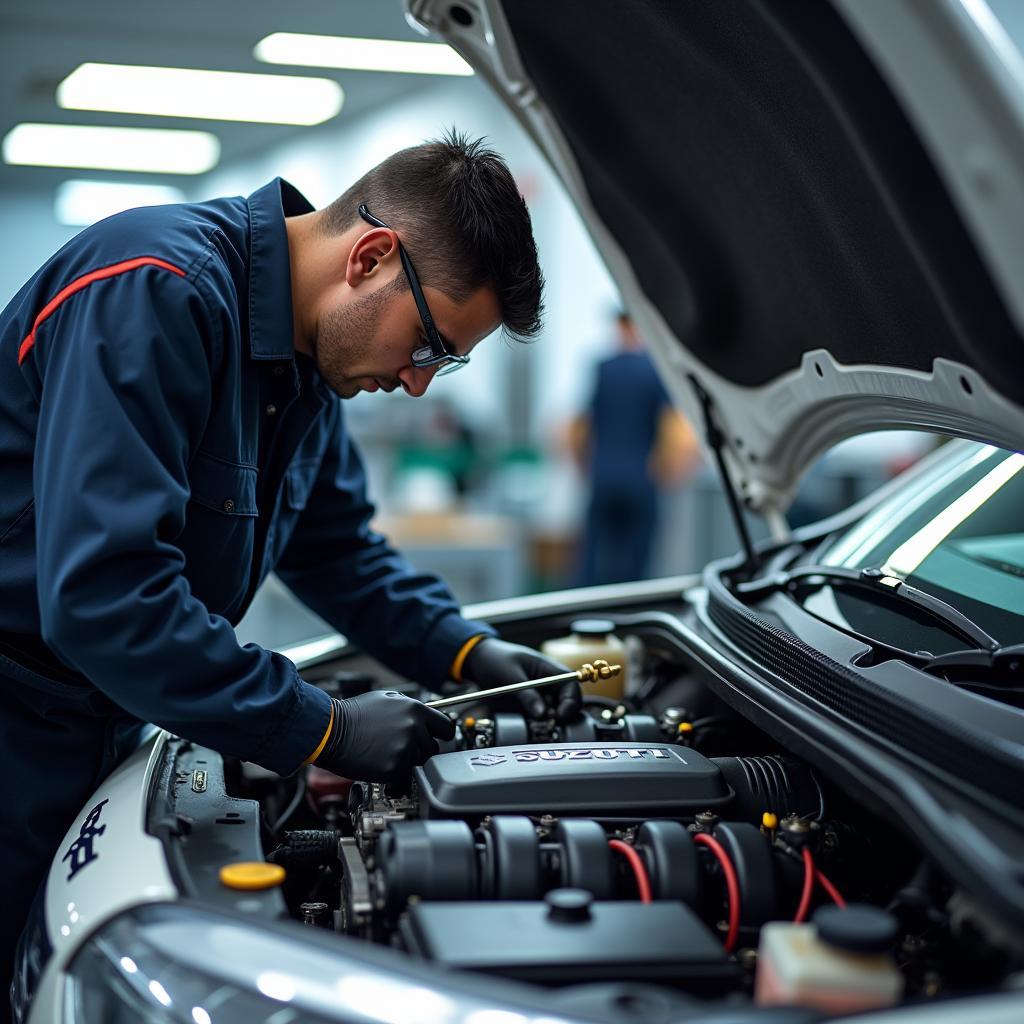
[0,130,580,1012]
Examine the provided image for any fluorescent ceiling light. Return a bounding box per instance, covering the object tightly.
[57,63,343,126]
[254,33,474,76]
[3,123,219,174]
[55,180,186,227]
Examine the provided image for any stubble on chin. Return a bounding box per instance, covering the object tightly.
[313,278,403,399]
[334,378,363,399]
[314,310,373,399]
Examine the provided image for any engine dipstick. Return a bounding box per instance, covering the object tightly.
[426,659,621,710]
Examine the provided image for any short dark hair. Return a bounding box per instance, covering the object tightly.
[321,129,544,340]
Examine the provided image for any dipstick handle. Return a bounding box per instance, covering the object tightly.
[426,659,621,710]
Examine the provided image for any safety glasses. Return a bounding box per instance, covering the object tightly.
[358,204,470,376]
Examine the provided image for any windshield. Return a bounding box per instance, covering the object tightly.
[816,444,1024,650]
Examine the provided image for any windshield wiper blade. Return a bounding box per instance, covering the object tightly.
[736,564,1022,697]
[737,564,1001,653]
[922,643,1024,686]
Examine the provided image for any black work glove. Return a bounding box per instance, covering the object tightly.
[462,638,582,722]
[314,691,455,782]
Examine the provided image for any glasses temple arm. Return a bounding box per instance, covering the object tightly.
[358,205,438,336]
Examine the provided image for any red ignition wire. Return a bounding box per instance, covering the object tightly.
[815,864,848,909]
[608,839,652,904]
[794,846,815,923]
[693,832,741,952]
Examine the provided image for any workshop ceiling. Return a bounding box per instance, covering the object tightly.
[0,0,465,192]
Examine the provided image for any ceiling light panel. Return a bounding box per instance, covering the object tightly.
[55,180,187,226]
[58,63,344,125]
[254,33,474,76]
[3,124,220,174]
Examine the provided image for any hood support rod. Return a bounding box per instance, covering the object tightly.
[689,374,760,576]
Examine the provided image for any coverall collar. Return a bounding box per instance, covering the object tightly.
[246,178,314,361]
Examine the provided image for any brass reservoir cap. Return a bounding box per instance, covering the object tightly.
[219,862,286,891]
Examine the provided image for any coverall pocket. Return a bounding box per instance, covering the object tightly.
[188,449,258,516]
[180,450,259,614]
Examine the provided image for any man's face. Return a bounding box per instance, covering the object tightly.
[312,265,501,400]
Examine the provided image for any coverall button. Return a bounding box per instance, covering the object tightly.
[273,365,285,376]
[265,403,278,416]
[222,499,235,513]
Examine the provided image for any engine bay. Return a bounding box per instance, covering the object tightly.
[173,608,1022,1021]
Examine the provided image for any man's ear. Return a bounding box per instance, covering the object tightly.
[345,228,398,288]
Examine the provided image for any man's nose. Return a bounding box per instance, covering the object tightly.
[397,363,439,398]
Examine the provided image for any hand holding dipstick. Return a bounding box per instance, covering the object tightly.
[426,659,621,710]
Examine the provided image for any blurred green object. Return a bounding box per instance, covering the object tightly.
[499,444,542,466]
[396,442,475,482]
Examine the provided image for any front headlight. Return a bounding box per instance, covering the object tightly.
[65,903,575,1024]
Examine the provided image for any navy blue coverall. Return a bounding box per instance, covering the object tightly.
[0,179,491,1008]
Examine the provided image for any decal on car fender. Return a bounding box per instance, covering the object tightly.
[61,798,108,881]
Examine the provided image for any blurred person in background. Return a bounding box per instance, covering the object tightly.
[567,312,699,585]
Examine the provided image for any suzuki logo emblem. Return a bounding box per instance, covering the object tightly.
[468,752,507,766]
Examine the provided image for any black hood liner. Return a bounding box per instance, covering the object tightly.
[505,0,1021,396]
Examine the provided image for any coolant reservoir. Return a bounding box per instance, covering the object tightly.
[541,619,627,700]
[755,905,903,1014]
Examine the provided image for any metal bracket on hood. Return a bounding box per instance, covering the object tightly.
[690,374,759,576]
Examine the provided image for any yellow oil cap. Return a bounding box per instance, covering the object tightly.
[219,862,286,891]
[464,715,476,729]
[762,812,779,830]
[677,721,694,735]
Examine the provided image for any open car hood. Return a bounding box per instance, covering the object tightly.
[407,0,1024,516]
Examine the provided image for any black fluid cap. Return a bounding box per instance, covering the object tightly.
[546,887,594,923]
[571,619,616,637]
[814,904,898,954]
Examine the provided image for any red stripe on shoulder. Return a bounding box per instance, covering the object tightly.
[17,256,187,366]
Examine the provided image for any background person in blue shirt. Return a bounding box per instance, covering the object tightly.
[0,131,579,1012]
[568,312,699,585]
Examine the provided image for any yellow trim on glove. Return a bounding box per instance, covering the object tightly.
[304,700,335,765]
[450,633,487,682]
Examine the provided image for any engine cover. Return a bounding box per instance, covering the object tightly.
[415,742,730,820]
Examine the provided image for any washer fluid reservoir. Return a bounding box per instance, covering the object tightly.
[755,905,903,1014]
